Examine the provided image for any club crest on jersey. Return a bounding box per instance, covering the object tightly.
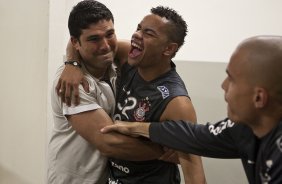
[276,135,282,152]
[134,98,151,121]
[157,86,169,99]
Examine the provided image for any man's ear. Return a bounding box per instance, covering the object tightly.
[163,43,178,57]
[70,36,80,50]
[253,87,268,108]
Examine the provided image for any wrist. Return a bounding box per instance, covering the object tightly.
[64,60,82,68]
[133,123,150,138]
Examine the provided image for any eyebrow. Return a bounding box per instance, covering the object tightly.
[86,29,115,40]
[87,35,100,39]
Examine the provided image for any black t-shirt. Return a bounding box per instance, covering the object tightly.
[150,118,282,184]
[108,62,189,184]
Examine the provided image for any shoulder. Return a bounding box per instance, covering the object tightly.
[160,70,188,98]
[160,96,196,122]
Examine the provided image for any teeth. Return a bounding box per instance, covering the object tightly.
[132,42,142,50]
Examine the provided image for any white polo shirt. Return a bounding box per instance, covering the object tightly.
[47,63,116,184]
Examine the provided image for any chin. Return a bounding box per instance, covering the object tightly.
[128,57,139,66]
[227,115,244,124]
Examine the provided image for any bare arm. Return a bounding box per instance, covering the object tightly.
[68,108,163,161]
[56,40,88,106]
[160,96,206,184]
[114,40,130,68]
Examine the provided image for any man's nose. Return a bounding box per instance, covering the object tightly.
[100,38,110,52]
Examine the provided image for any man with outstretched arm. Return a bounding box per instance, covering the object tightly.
[101,35,282,184]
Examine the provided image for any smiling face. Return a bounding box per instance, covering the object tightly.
[72,19,117,78]
[127,14,173,68]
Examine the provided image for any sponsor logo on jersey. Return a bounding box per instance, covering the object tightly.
[111,161,130,174]
[276,135,282,152]
[208,119,235,135]
[108,178,122,184]
[157,86,169,99]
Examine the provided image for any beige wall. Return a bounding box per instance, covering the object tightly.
[0,0,48,184]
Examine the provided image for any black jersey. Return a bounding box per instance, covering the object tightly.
[150,118,282,184]
[108,62,189,184]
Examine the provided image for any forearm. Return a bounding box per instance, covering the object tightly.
[178,152,206,184]
[98,131,164,161]
[69,109,163,161]
[149,120,239,158]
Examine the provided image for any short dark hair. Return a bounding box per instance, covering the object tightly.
[68,0,114,38]
[151,6,187,55]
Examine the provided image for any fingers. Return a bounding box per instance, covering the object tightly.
[81,78,89,93]
[58,82,66,103]
[56,78,62,95]
[63,81,81,106]
[73,81,81,106]
[64,83,72,106]
[100,124,117,133]
[100,123,130,135]
[57,78,86,106]
[56,80,73,106]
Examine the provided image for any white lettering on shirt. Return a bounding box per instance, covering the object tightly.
[208,119,235,135]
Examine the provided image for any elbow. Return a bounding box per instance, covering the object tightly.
[95,136,125,157]
[97,144,115,157]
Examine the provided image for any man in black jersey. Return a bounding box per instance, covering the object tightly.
[105,6,205,184]
[56,2,206,184]
[101,35,282,184]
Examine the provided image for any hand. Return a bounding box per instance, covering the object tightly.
[159,147,180,164]
[56,65,88,106]
[100,120,150,138]
[100,121,138,137]
[56,39,89,106]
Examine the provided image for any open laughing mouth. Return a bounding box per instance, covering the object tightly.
[128,41,143,58]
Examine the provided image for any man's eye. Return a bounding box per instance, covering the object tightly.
[144,31,154,37]
[106,32,115,39]
[89,38,99,42]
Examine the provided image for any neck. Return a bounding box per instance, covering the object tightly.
[84,64,108,80]
[250,116,280,138]
[137,62,171,81]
